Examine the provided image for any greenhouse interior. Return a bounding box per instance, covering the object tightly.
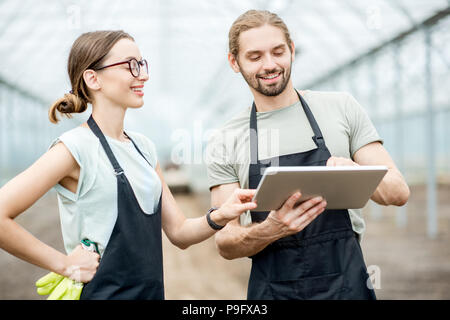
[0,0,449,300]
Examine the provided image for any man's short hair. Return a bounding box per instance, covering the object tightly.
[228,9,293,57]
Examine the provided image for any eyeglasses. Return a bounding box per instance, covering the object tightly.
[94,58,148,78]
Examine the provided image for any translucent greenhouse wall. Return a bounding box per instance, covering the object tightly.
[305,13,449,238]
[0,79,79,185]
[307,15,450,186]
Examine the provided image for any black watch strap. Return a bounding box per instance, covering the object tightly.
[206,207,224,230]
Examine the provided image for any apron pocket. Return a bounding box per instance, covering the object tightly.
[268,272,346,300]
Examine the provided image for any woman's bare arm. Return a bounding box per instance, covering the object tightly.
[0,142,99,282]
[157,165,257,250]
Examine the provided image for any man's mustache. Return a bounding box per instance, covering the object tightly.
[256,69,283,78]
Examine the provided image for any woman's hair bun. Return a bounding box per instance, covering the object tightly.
[48,92,87,123]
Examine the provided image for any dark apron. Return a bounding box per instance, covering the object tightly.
[247,91,376,300]
[80,115,164,300]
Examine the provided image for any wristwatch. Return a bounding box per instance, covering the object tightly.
[206,207,224,230]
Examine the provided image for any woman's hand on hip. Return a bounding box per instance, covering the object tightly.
[62,245,100,283]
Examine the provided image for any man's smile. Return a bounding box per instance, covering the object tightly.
[258,71,282,84]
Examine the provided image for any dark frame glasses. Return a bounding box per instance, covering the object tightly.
[94,58,148,78]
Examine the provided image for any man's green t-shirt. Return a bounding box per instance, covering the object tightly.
[206,90,382,238]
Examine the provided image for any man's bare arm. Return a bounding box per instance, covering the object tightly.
[354,142,409,206]
[327,141,410,206]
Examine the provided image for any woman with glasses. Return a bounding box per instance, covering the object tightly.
[0,30,257,299]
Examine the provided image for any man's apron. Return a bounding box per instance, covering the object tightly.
[247,91,376,300]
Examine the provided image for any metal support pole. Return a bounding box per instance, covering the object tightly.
[393,43,407,228]
[368,56,382,220]
[0,85,5,185]
[425,27,438,239]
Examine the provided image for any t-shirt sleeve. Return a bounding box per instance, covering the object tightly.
[205,130,240,190]
[48,131,96,202]
[345,93,383,158]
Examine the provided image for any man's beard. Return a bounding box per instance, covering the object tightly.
[239,61,292,97]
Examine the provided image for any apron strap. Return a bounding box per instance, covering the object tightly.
[249,101,260,176]
[87,115,154,174]
[87,115,124,176]
[249,90,326,169]
[298,93,326,147]
[124,132,153,168]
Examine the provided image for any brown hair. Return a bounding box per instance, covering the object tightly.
[49,30,134,123]
[228,10,293,57]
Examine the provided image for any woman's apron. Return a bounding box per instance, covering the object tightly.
[80,115,164,300]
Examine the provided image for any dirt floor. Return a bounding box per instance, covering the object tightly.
[0,184,449,300]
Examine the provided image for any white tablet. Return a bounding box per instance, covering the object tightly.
[251,166,388,211]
